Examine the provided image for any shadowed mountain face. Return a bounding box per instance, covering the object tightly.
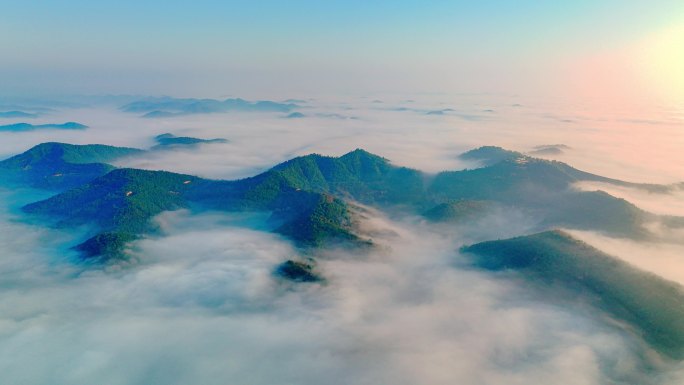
[428,147,653,237]
[10,143,678,261]
[0,142,144,190]
[274,260,323,282]
[461,230,684,360]
[121,97,298,117]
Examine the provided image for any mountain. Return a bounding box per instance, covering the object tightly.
[121,97,298,117]
[23,168,198,232]
[274,260,323,282]
[22,160,369,260]
[428,150,651,237]
[15,144,677,261]
[459,146,524,166]
[15,148,424,260]
[0,111,38,118]
[23,168,202,262]
[266,149,426,205]
[529,144,570,156]
[461,230,684,359]
[141,111,176,118]
[0,122,87,132]
[152,133,228,149]
[0,142,144,190]
[422,200,492,223]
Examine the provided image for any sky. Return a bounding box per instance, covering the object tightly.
[2,0,684,104]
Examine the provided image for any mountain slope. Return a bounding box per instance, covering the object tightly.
[23,165,365,260]
[428,153,651,237]
[0,142,144,190]
[461,230,684,359]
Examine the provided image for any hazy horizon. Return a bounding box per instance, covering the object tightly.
[2,1,684,106]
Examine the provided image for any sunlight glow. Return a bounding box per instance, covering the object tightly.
[637,21,684,105]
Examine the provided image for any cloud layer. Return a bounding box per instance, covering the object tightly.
[0,95,683,384]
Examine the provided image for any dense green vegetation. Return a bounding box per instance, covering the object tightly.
[462,230,684,359]
[23,165,367,259]
[275,193,364,247]
[75,232,138,262]
[12,143,680,261]
[263,149,425,205]
[0,142,144,190]
[24,168,198,231]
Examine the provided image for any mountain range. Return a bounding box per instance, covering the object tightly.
[120,97,299,117]
[6,143,681,261]
[4,141,684,358]
[0,122,88,132]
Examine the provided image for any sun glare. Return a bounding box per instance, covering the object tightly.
[637,22,684,105]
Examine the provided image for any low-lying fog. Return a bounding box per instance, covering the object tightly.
[0,95,683,384]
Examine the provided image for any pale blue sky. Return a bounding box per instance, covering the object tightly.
[2,0,683,97]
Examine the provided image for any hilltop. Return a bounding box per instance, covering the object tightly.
[0,142,144,190]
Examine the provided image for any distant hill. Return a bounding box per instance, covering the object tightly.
[285,112,305,119]
[461,230,684,359]
[0,122,87,132]
[152,133,228,149]
[121,97,298,117]
[422,200,492,223]
[529,144,571,156]
[0,142,144,190]
[0,111,38,118]
[429,148,652,237]
[458,146,525,166]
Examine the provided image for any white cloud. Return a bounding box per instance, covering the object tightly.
[0,95,683,384]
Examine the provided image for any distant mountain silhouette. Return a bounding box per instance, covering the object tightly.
[0,122,87,131]
[121,97,298,117]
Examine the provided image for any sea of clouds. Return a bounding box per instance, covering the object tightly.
[0,94,682,384]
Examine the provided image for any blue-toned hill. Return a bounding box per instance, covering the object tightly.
[0,122,87,131]
[16,144,680,261]
[461,230,684,359]
[121,97,298,117]
[427,149,653,237]
[0,142,144,190]
[152,133,228,149]
[0,111,38,118]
